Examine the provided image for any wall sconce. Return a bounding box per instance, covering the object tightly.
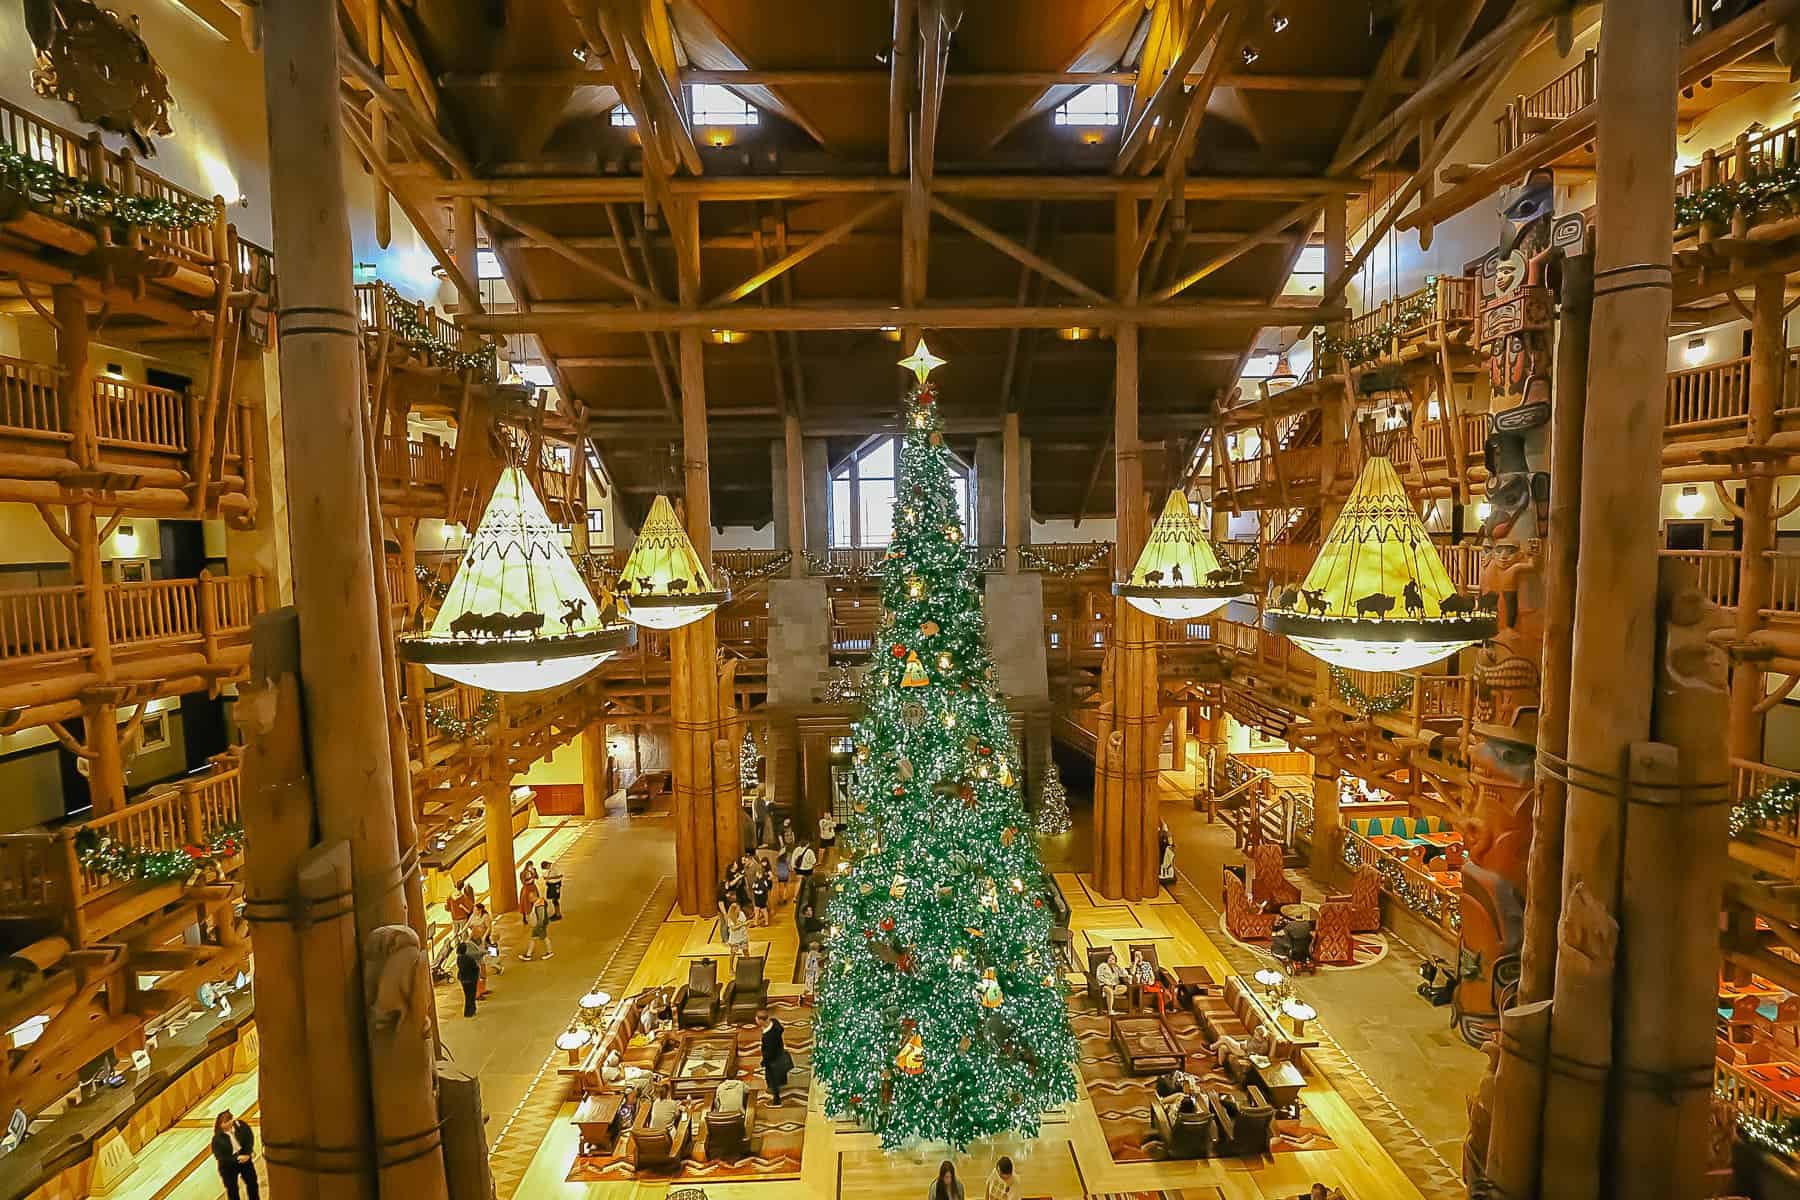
[114,524,138,555]
[1676,485,1704,517]
[1684,336,1707,367]
[878,326,902,342]
[1057,326,1097,342]
[707,329,750,346]
[1475,501,1492,522]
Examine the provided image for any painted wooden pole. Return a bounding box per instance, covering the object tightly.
[1612,561,1729,1195]
[1727,274,1783,763]
[262,8,449,1193]
[1540,3,1680,1195]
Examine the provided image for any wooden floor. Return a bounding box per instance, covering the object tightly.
[505,868,1434,1200]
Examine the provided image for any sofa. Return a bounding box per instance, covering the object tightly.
[572,993,645,1094]
[1209,1086,1275,1156]
[1247,842,1300,908]
[1223,871,1278,942]
[701,1082,757,1161]
[1190,975,1300,1064]
[723,955,769,1022]
[627,1101,692,1168]
[677,958,723,1029]
[1150,1094,1216,1158]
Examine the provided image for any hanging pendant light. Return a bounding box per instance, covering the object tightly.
[616,494,731,630]
[401,466,634,692]
[1113,490,1251,620]
[1263,453,1496,671]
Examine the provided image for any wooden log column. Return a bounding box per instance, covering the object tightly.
[1539,4,1680,1196]
[582,722,610,818]
[1308,195,1349,881]
[260,10,448,1196]
[669,202,732,913]
[484,776,518,916]
[1727,274,1783,763]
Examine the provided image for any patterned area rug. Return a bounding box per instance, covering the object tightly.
[1087,1189,1226,1199]
[565,999,811,1183]
[1069,1003,1335,1162]
[1215,913,1389,971]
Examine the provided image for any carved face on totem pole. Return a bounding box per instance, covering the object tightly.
[1452,170,1588,1050]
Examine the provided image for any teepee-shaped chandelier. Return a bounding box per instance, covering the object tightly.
[401,466,635,691]
[616,494,731,630]
[1263,454,1495,671]
[1114,491,1251,620]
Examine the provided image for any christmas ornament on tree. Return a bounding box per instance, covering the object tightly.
[1036,764,1073,835]
[813,343,1077,1149]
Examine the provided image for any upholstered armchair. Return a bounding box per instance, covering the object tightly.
[627,1104,692,1168]
[1209,1086,1275,1156]
[701,1085,757,1161]
[1084,946,1120,1011]
[1313,897,1356,965]
[722,955,769,1022]
[677,958,723,1029]
[1247,842,1300,908]
[1223,872,1278,942]
[1150,1095,1216,1158]
[1332,864,1382,932]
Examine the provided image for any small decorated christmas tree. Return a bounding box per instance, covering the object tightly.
[1036,763,1073,836]
[739,729,759,791]
[812,343,1078,1148]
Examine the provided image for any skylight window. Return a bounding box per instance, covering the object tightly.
[1055,85,1120,127]
[691,84,758,126]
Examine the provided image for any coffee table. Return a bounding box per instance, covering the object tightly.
[1279,902,1318,921]
[1252,1057,1306,1115]
[1110,1015,1184,1074]
[672,1031,739,1100]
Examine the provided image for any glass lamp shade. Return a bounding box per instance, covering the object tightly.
[1113,491,1250,620]
[400,467,635,691]
[556,1027,593,1052]
[617,495,731,630]
[1263,455,1496,671]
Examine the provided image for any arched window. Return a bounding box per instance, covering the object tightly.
[829,435,973,548]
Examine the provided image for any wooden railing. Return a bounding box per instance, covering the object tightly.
[1344,827,1461,937]
[1440,543,1483,593]
[69,760,242,904]
[1767,553,1800,619]
[1676,112,1800,203]
[714,548,791,581]
[1417,675,1470,721]
[1662,549,1742,609]
[0,834,60,918]
[93,376,187,454]
[0,355,61,442]
[1495,48,1598,157]
[1417,412,1490,469]
[207,573,261,633]
[1341,277,1479,354]
[106,579,199,647]
[355,281,478,355]
[0,584,87,665]
[1716,1058,1800,1126]
[1734,757,1800,842]
[380,436,452,487]
[1666,355,1755,433]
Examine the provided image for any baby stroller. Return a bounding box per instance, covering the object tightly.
[1418,956,1456,1006]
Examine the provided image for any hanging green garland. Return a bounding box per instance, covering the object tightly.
[1737,1111,1800,1159]
[1019,543,1112,578]
[1316,279,1440,368]
[1342,835,1461,931]
[427,691,498,740]
[0,143,216,232]
[1674,162,1800,231]
[1728,777,1800,839]
[1330,664,1414,715]
[74,822,245,885]
[382,285,498,379]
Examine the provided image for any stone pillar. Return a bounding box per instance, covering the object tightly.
[1004,412,1025,573]
[802,437,830,555]
[582,722,609,819]
[976,434,1004,549]
[768,577,832,705]
[784,415,806,578]
[1540,3,1681,1196]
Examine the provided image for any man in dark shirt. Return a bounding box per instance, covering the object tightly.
[758,1007,790,1104]
[211,1109,259,1200]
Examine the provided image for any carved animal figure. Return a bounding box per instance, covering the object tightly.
[1142,568,1165,586]
[1441,592,1478,616]
[449,610,485,638]
[1301,587,1328,615]
[638,576,656,594]
[1207,568,1235,585]
[1478,591,1502,613]
[669,578,690,594]
[496,611,544,637]
[1355,591,1396,618]
[1403,580,1425,618]
[1276,586,1299,610]
[1169,564,1183,585]
[560,597,586,633]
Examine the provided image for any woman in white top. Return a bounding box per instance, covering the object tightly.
[817,811,837,866]
[724,902,751,968]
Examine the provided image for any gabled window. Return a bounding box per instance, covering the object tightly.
[1054,85,1120,127]
[829,435,973,548]
[691,84,758,126]
[609,105,636,127]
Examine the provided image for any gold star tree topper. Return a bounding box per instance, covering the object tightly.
[899,338,946,383]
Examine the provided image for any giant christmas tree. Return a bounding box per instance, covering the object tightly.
[813,343,1078,1148]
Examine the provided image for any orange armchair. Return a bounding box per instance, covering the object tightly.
[1247,842,1300,908]
[1331,864,1382,933]
[1224,871,1278,942]
[1313,896,1355,965]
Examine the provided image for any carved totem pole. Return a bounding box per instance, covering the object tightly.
[1455,168,1588,1046]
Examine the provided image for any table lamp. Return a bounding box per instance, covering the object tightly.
[556,1026,594,1064]
[1281,998,1317,1037]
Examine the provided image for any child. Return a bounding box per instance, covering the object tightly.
[749,859,772,927]
[802,941,822,1004]
[541,859,564,920]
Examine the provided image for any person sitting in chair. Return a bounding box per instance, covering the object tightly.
[1213,1023,1273,1072]
[1129,949,1167,1015]
[1093,950,1127,1015]
[641,1081,681,1133]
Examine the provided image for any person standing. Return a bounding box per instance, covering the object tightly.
[817,808,837,867]
[758,1007,791,1105]
[211,1110,259,1200]
[520,891,553,960]
[793,840,817,891]
[456,941,482,1017]
[540,858,564,920]
[749,859,772,927]
[772,848,793,905]
[724,901,750,969]
[929,1160,965,1200]
[984,1156,1020,1200]
[447,882,475,944]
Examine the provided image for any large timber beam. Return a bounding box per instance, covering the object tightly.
[420,174,1368,201]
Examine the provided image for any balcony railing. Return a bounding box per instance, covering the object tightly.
[1417,412,1490,470]
[0,573,265,668]
[69,759,242,905]
[0,354,242,463]
[1494,48,1598,158]
[379,436,452,488]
